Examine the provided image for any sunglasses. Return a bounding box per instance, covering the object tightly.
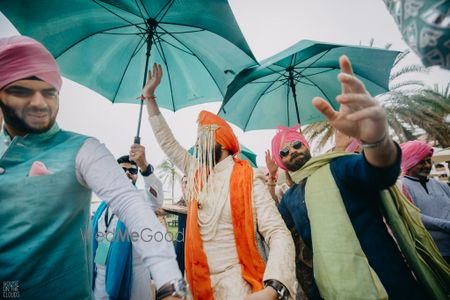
[122,167,138,175]
[279,140,303,158]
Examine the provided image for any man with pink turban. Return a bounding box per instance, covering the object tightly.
[0,36,183,299]
[401,140,450,264]
[142,63,297,300]
[270,56,436,299]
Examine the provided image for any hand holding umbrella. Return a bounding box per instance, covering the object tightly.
[129,144,149,172]
[312,55,397,167]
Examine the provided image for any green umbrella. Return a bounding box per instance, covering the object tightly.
[384,0,450,70]
[0,0,256,142]
[218,40,400,131]
[188,144,258,167]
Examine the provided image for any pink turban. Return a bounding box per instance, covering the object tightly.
[0,36,62,91]
[271,124,310,171]
[400,140,433,174]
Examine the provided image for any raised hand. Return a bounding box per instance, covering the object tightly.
[142,63,163,99]
[312,55,397,167]
[312,55,387,145]
[265,149,278,176]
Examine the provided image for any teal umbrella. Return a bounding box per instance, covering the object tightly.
[0,0,256,142]
[218,40,400,131]
[188,144,258,167]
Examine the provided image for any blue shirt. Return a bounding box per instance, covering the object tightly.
[278,149,426,299]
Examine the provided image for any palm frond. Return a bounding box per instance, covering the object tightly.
[389,64,429,81]
[389,80,426,91]
[392,49,410,67]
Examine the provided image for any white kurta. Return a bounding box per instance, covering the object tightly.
[149,114,297,299]
[94,173,164,300]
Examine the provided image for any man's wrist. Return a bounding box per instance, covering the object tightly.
[264,279,289,300]
[360,131,388,149]
[264,286,279,299]
[140,163,154,176]
[137,161,148,170]
[142,94,156,100]
[156,279,188,300]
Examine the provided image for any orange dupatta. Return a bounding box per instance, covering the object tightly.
[184,158,266,300]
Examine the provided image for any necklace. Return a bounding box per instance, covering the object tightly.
[197,160,233,241]
[104,207,115,233]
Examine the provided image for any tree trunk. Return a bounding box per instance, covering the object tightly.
[171,172,175,204]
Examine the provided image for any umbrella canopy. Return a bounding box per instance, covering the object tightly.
[0,0,256,108]
[0,0,256,141]
[188,144,258,167]
[218,40,400,131]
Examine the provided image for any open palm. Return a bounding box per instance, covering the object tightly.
[265,150,278,176]
[312,56,387,144]
[143,63,163,98]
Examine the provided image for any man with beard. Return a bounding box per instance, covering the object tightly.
[400,140,450,264]
[0,36,184,300]
[92,146,165,300]
[271,56,449,299]
[142,63,297,300]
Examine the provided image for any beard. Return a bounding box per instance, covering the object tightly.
[284,150,312,172]
[202,143,223,167]
[0,101,56,134]
[214,143,222,165]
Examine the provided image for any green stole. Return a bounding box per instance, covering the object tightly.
[289,152,450,300]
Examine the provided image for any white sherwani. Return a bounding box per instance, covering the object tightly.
[149,114,297,299]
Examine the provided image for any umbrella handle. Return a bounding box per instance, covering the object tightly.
[134,136,141,145]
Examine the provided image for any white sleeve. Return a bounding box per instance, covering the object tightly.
[75,138,182,288]
[148,114,194,174]
[252,169,297,299]
[142,173,164,210]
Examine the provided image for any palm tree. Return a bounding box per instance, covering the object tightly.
[303,44,450,152]
[381,85,450,146]
[157,158,182,204]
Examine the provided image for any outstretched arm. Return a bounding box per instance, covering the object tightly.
[76,138,182,290]
[312,55,398,168]
[142,63,193,174]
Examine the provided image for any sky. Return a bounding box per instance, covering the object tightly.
[1,0,449,198]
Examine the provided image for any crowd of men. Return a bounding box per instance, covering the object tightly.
[0,34,449,300]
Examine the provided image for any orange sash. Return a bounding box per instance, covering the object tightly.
[184,158,266,299]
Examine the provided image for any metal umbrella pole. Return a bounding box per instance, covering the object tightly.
[288,67,301,124]
[134,18,157,144]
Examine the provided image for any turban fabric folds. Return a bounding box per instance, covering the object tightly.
[271,124,309,170]
[0,36,62,91]
[400,141,433,174]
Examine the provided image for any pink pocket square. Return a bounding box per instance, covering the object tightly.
[28,161,53,176]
